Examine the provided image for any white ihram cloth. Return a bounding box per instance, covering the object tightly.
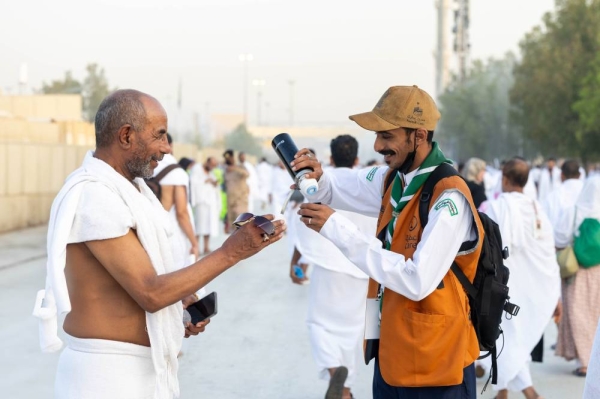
[55,335,156,398]
[32,151,183,398]
[307,266,368,388]
[190,164,220,237]
[293,209,373,280]
[484,192,561,391]
[271,165,298,254]
[293,207,374,387]
[537,166,562,201]
[555,175,600,248]
[584,318,600,399]
[243,160,259,212]
[154,154,196,269]
[542,178,584,235]
[255,161,273,204]
[271,165,292,215]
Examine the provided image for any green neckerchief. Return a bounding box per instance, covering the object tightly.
[385,141,453,249]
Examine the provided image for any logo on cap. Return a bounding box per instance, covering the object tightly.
[413,106,423,117]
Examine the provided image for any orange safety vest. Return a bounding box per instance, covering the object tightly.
[366,172,484,387]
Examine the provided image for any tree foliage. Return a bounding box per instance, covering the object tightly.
[41,63,113,122]
[438,53,523,162]
[224,124,264,157]
[42,71,82,94]
[82,63,112,122]
[511,0,600,162]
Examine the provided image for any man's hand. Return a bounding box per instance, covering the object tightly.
[220,214,286,264]
[297,203,335,232]
[554,299,563,324]
[290,148,323,184]
[290,263,309,285]
[184,319,210,338]
[182,294,198,309]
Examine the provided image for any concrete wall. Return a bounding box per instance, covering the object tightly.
[0,142,93,232]
[0,94,82,120]
[0,142,225,233]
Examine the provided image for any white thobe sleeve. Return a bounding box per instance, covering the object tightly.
[320,189,474,301]
[310,166,389,218]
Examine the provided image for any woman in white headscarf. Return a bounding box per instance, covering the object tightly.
[462,157,487,208]
[555,176,600,378]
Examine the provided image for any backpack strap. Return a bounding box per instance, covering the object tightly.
[418,162,459,227]
[383,167,398,196]
[153,164,181,183]
[418,163,479,297]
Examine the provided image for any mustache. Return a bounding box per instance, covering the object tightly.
[378,150,395,157]
[151,154,164,162]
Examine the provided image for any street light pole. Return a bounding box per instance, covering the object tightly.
[239,53,253,126]
[252,79,266,126]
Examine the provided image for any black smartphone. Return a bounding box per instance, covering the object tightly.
[186,292,218,324]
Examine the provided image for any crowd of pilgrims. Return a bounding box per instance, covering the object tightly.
[169,148,600,398]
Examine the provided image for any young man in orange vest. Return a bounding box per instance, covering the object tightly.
[292,85,482,399]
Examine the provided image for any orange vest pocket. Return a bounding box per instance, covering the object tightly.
[379,308,468,387]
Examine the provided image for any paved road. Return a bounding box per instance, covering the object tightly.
[0,226,587,398]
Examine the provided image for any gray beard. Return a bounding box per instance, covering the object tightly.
[126,146,154,179]
[126,157,153,179]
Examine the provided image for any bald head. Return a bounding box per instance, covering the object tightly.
[502,158,530,190]
[94,89,157,148]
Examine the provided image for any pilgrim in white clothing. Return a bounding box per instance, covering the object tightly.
[293,208,375,388]
[189,163,220,238]
[271,162,298,253]
[542,178,584,233]
[483,192,561,392]
[154,153,196,269]
[32,151,183,398]
[255,159,273,209]
[243,160,259,212]
[554,176,600,372]
[537,165,562,201]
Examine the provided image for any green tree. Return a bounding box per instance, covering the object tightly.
[82,63,112,122]
[438,53,523,162]
[41,71,82,94]
[224,124,264,157]
[511,0,600,161]
[41,63,114,122]
[573,47,600,162]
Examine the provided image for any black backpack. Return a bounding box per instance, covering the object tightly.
[144,164,181,201]
[415,163,520,387]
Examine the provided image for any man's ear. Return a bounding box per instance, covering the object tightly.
[117,125,133,149]
[353,157,359,167]
[330,156,335,167]
[415,128,428,144]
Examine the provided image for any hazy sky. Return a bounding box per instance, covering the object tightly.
[1,0,555,128]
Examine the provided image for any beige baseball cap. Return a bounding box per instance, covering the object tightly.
[349,85,441,132]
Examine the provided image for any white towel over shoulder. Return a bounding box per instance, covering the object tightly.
[32,151,184,398]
